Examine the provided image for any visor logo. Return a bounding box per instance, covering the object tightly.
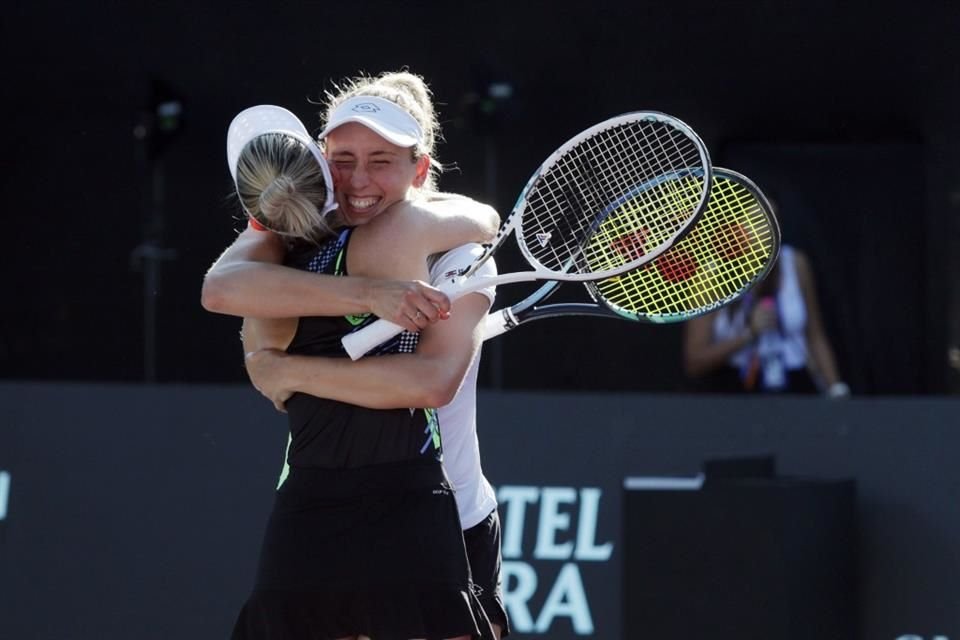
[351,102,381,113]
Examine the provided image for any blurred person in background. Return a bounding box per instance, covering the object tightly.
[683,243,849,397]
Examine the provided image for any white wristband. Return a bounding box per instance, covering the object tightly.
[826,382,850,398]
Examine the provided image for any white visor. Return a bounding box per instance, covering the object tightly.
[226,105,337,217]
[319,95,423,148]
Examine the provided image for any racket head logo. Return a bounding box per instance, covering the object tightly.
[610,228,649,261]
[590,167,781,323]
[536,231,553,248]
[654,248,700,282]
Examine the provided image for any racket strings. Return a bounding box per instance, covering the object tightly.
[591,175,778,321]
[518,116,708,276]
[605,182,774,316]
[583,121,706,267]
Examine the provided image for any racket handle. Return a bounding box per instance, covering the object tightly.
[482,308,518,341]
[341,279,468,360]
[341,318,406,360]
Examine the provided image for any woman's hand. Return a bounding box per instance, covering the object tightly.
[364,279,451,332]
[245,349,295,412]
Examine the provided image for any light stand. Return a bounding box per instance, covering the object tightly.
[131,80,181,382]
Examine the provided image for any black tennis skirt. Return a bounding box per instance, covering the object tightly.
[232,458,493,640]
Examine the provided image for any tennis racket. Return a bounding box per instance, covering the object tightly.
[342,110,713,359]
[482,168,781,338]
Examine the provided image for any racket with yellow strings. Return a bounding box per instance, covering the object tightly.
[343,110,712,359]
[481,168,780,338]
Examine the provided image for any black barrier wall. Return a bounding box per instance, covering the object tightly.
[1,383,958,640]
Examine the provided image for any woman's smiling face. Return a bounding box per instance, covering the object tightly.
[325,122,428,226]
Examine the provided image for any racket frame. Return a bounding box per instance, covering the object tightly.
[479,111,713,282]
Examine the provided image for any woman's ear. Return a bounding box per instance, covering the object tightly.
[412,154,431,188]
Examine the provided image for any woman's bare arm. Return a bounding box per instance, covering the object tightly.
[245,291,490,410]
[794,250,845,391]
[201,226,450,330]
[245,242,495,411]
[399,193,499,254]
[418,192,500,248]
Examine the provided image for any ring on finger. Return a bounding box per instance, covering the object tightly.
[415,311,423,320]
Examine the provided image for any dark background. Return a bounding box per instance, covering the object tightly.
[3,1,959,393]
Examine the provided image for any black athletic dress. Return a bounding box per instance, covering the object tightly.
[232,229,492,640]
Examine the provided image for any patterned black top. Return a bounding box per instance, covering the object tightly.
[281,228,441,469]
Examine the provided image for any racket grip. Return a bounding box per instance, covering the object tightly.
[341,279,468,360]
[482,308,518,341]
[342,318,406,360]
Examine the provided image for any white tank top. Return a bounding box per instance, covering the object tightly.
[712,245,809,382]
[430,245,498,530]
